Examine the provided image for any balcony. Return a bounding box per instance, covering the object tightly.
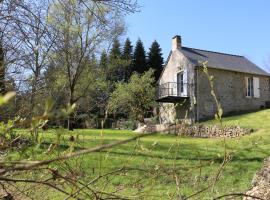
[156,82,189,103]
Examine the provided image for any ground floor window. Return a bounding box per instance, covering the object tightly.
[246,77,254,97]
[245,76,260,98]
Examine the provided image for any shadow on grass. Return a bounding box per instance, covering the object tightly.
[35,138,268,165]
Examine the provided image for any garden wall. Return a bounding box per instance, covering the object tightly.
[146,124,252,138]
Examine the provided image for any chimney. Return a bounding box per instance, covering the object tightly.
[172,35,181,51]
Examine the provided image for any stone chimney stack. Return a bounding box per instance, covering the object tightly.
[172,35,181,51]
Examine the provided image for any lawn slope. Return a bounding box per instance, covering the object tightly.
[6,109,270,199]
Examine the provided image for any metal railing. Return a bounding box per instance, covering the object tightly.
[157,82,189,99]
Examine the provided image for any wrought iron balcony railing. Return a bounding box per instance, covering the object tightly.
[157,82,189,101]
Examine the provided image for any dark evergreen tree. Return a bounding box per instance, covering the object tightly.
[133,38,147,74]
[122,38,133,81]
[100,50,108,69]
[108,39,125,82]
[109,39,121,60]
[99,50,108,78]
[147,40,164,82]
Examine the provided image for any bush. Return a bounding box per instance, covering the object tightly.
[123,120,137,130]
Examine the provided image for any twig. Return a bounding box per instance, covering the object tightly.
[0,132,156,174]
[213,193,265,200]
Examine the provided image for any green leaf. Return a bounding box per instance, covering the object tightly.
[0,92,16,106]
[44,99,55,115]
[218,108,223,118]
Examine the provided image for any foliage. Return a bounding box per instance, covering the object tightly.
[147,40,164,82]
[133,38,148,74]
[99,50,109,78]
[122,120,137,130]
[4,107,270,199]
[122,38,133,81]
[109,69,156,122]
[0,87,268,199]
[0,1,268,199]
[108,38,129,83]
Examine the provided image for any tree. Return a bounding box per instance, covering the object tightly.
[0,0,20,96]
[108,38,124,82]
[0,40,5,95]
[147,40,164,83]
[109,69,156,123]
[48,0,126,130]
[17,0,54,116]
[0,0,56,117]
[133,38,147,74]
[99,50,108,76]
[122,38,133,81]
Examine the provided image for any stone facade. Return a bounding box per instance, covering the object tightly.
[146,123,251,138]
[196,67,270,120]
[158,36,270,123]
[159,46,196,123]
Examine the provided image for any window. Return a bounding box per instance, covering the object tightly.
[177,72,184,95]
[180,73,184,93]
[245,77,260,98]
[246,77,254,97]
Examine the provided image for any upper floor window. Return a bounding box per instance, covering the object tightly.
[177,72,184,94]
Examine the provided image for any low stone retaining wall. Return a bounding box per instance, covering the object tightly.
[244,157,270,199]
[146,124,252,138]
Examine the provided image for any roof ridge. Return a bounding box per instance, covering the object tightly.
[182,46,244,58]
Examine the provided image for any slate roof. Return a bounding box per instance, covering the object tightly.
[180,47,270,76]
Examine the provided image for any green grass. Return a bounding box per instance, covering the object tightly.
[5,109,270,199]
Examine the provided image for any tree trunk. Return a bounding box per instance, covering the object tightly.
[0,41,6,95]
[29,76,37,117]
[68,114,74,131]
[68,89,75,131]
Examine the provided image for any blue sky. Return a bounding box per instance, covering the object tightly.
[126,0,270,71]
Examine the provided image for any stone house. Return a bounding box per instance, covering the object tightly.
[157,35,270,123]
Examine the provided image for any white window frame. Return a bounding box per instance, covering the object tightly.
[246,77,253,98]
[245,76,260,98]
[175,69,188,97]
[253,77,260,98]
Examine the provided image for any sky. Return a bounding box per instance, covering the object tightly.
[125,0,270,71]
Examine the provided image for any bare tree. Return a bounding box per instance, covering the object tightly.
[0,1,55,118]
[48,0,128,130]
[11,0,55,116]
[0,40,5,95]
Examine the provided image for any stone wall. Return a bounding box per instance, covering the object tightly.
[146,123,251,138]
[159,49,196,124]
[244,157,270,199]
[196,68,270,121]
[158,47,270,123]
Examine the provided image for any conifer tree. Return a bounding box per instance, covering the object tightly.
[147,40,164,82]
[108,39,125,82]
[133,38,147,74]
[122,38,133,81]
[99,50,108,78]
[109,39,121,60]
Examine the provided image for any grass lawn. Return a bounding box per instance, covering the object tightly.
[4,109,270,199]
